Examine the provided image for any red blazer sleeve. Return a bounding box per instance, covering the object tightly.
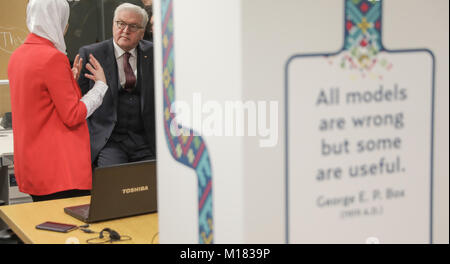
[45,52,87,127]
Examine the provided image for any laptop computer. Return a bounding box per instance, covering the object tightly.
[64,160,157,223]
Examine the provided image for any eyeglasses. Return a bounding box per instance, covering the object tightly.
[115,21,143,32]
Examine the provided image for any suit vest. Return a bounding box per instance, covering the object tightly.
[111,78,148,148]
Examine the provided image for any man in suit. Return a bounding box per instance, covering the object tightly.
[78,3,155,167]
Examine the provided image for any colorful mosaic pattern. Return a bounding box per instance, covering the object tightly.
[327,0,392,79]
[161,0,214,244]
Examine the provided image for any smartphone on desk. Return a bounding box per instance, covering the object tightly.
[35,221,78,233]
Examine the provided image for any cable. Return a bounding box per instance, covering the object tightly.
[86,235,132,244]
[151,232,159,244]
[80,228,96,234]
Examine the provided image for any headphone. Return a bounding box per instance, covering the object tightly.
[99,228,121,241]
[86,228,131,243]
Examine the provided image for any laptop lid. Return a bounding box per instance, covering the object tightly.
[87,160,157,222]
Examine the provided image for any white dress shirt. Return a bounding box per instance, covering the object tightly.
[113,40,138,88]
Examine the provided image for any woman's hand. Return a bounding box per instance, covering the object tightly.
[71,54,82,81]
[84,54,106,84]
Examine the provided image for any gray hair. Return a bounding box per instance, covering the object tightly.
[113,3,149,28]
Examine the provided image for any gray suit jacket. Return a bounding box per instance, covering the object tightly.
[78,39,156,163]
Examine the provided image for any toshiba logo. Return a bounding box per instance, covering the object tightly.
[122,186,149,194]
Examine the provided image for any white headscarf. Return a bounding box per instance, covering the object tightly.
[26,0,70,54]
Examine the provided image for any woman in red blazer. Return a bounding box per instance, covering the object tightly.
[8,0,108,202]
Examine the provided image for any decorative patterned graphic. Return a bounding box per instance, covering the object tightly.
[161,0,214,244]
[325,0,392,80]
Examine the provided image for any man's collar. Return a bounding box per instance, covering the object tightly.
[112,40,138,58]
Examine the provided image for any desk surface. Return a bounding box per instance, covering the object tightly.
[0,196,159,244]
